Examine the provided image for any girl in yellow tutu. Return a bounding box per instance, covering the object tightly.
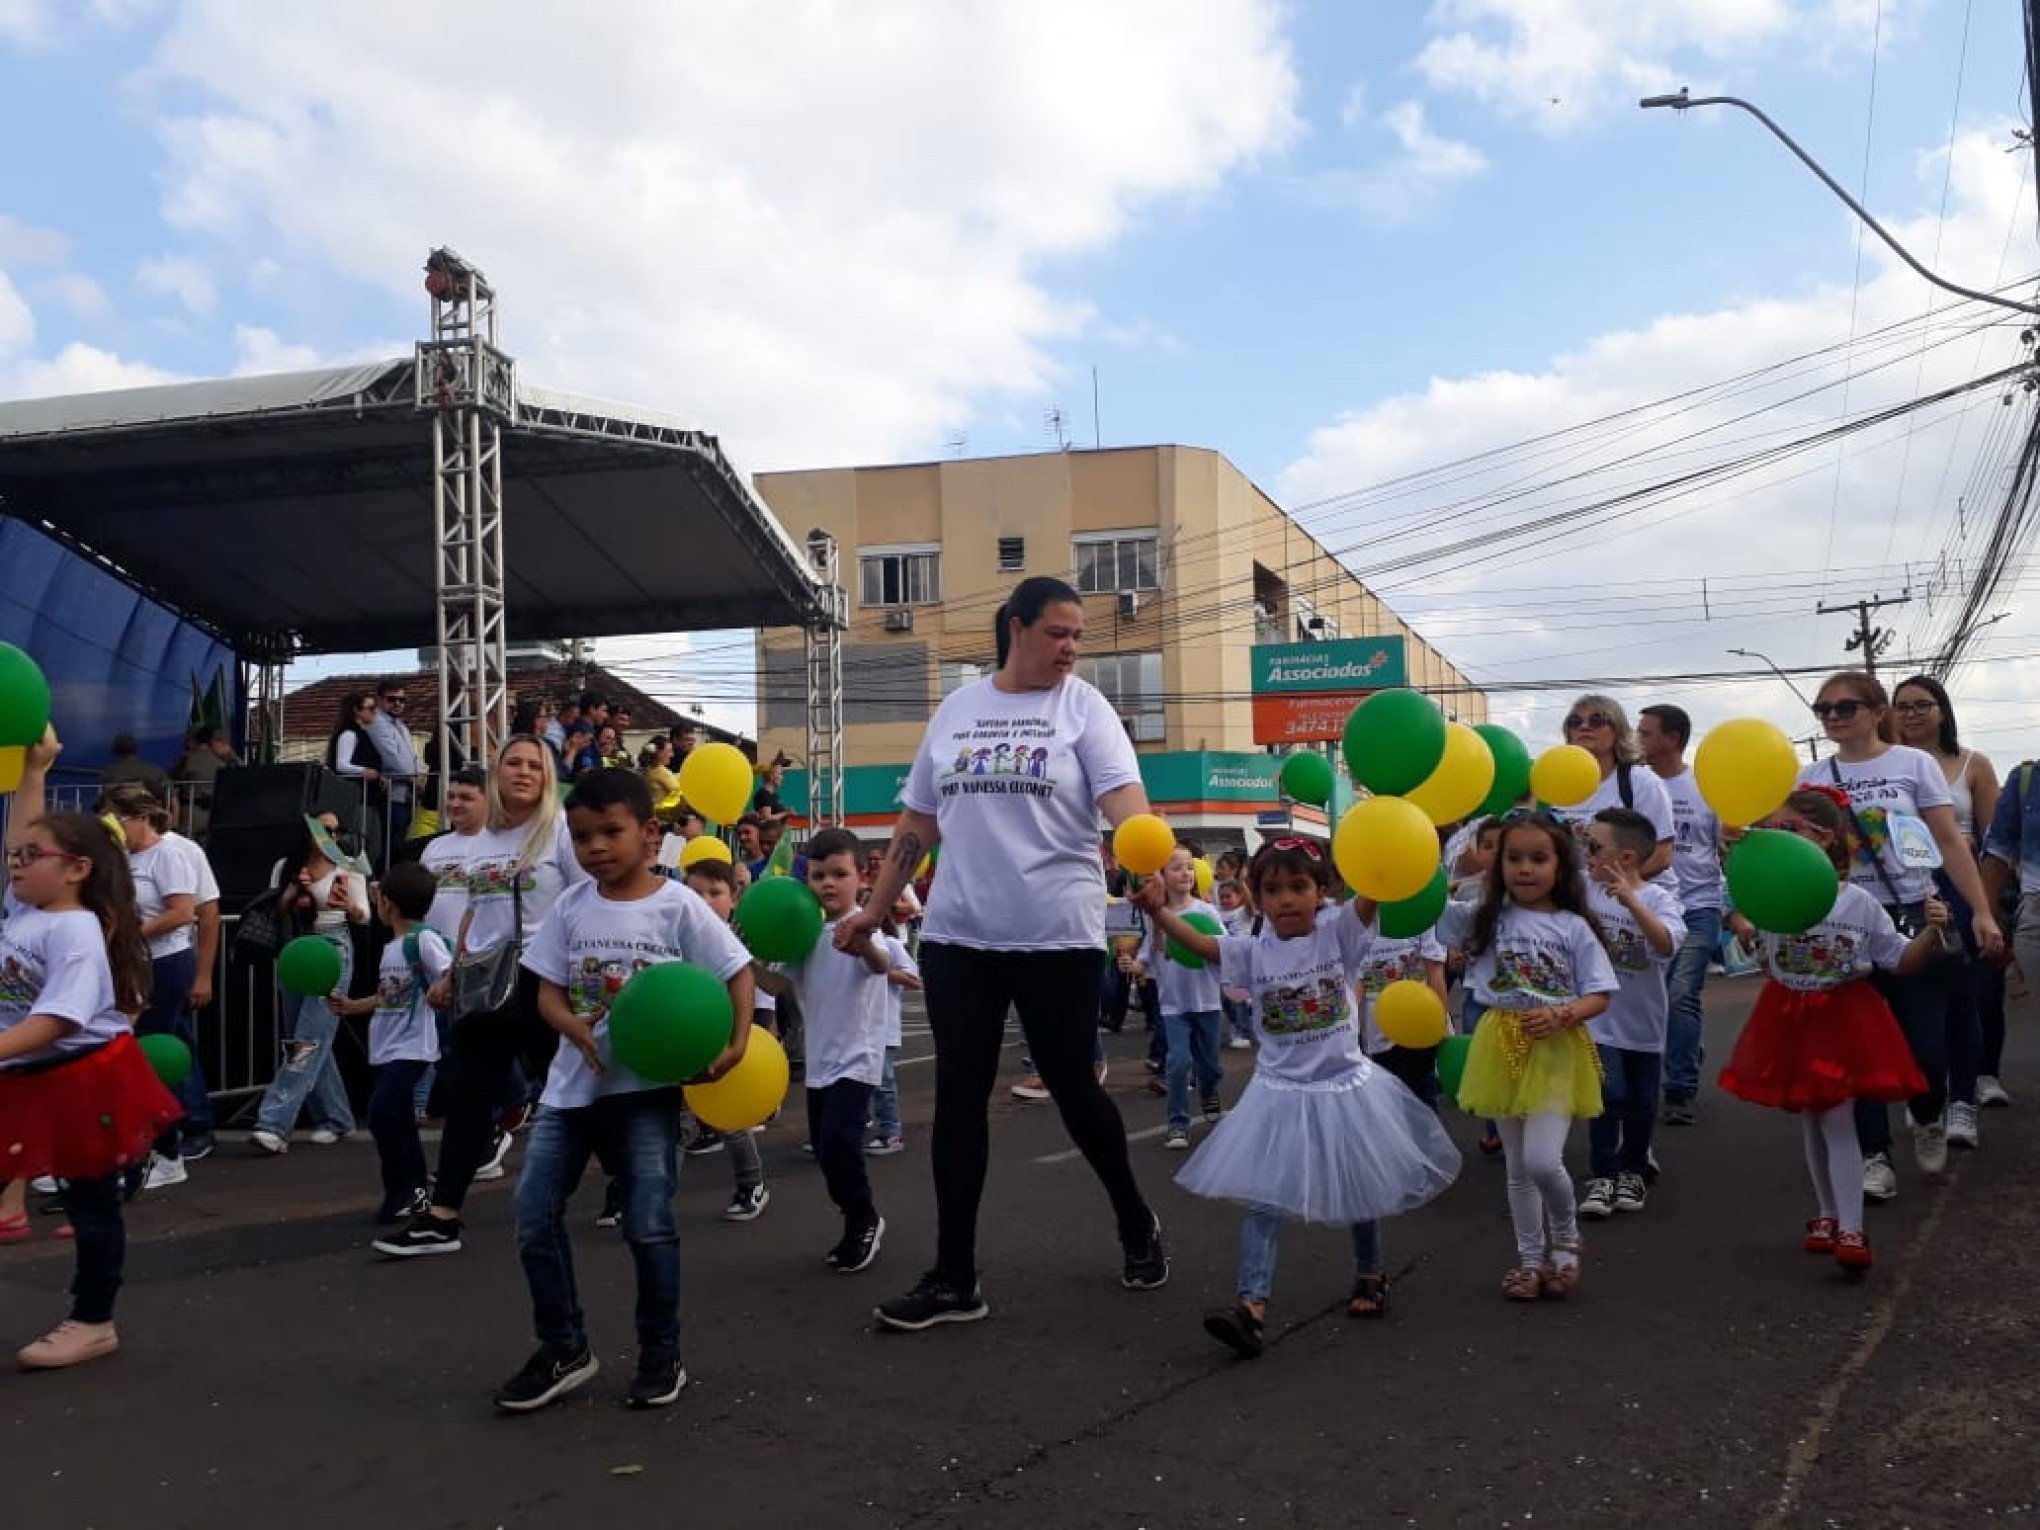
[1436,812,1618,1302]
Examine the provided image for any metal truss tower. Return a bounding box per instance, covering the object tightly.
[417,248,516,781]
[802,529,848,826]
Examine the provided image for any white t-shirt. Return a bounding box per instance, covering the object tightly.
[1584,881,1685,1051]
[464,816,586,954]
[1757,882,1911,992]
[786,917,894,1089]
[1657,766,1724,913]
[880,933,918,1048]
[1355,930,1448,1055]
[1798,748,1951,907]
[368,927,452,1065]
[184,834,220,906]
[0,891,130,1069]
[1149,897,1224,1015]
[130,836,202,960]
[1435,901,1620,1012]
[1215,902,1378,1084]
[419,829,481,940]
[903,675,1142,951]
[521,878,751,1109]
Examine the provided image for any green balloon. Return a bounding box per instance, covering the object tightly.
[277,935,343,997]
[733,876,825,962]
[1279,751,1335,807]
[138,1032,192,1090]
[1166,910,1224,968]
[607,962,734,1084]
[1725,829,1840,934]
[0,643,50,748]
[1473,723,1531,818]
[1342,689,1447,797]
[1437,1033,1472,1102]
[1380,867,1449,938]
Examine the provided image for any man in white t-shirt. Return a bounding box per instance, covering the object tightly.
[1639,704,1725,1124]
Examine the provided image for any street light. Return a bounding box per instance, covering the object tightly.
[1728,647,1823,760]
[1640,88,2040,319]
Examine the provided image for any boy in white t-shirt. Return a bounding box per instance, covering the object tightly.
[498,769,753,1415]
[1356,924,1450,1108]
[866,892,923,1155]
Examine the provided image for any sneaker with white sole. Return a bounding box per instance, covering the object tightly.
[873,1270,989,1331]
[625,1346,686,1410]
[1944,1100,1980,1149]
[1578,1177,1615,1220]
[473,1129,515,1182]
[29,1175,57,1194]
[1227,1035,1252,1050]
[1120,1211,1169,1291]
[1912,1117,1950,1175]
[833,1216,885,1274]
[16,1319,118,1371]
[142,1155,188,1191]
[492,1342,598,1413]
[865,1134,905,1156]
[1977,1074,2012,1107]
[1163,1126,1190,1151]
[251,1129,288,1155]
[1863,1151,1898,1203]
[1009,1075,1049,1102]
[722,1184,770,1222]
[1614,1171,1647,1213]
[309,1127,347,1146]
[372,1211,464,1258]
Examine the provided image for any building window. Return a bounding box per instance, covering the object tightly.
[859,546,942,607]
[1077,650,1163,741]
[1072,533,1158,595]
[938,660,988,698]
[997,536,1025,573]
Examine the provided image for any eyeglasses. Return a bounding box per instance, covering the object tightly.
[1268,837,1323,859]
[1891,700,1936,715]
[7,845,78,869]
[382,696,408,708]
[1563,712,1614,732]
[1811,699,1867,721]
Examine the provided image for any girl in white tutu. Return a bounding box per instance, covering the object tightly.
[1133,838,1461,1357]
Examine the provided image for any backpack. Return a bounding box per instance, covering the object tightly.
[400,926,447,1005]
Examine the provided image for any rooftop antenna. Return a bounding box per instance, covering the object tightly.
[1044,405,1069,451]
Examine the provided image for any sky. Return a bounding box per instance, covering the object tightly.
[2,0,2038,769]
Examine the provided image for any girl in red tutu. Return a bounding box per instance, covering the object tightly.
[0,727,180,1370]
[1720,787,1945,1274]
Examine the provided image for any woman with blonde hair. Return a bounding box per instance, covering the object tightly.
[1550,694,1675,880]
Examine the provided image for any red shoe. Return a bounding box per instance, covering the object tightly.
[1834,1230,1873,1271]
[0,1215,29,1245]
[1802,1216,1838,1254]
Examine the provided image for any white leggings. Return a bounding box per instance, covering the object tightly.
[1496,1111,1577,1267]
[1800,1102,1864,1235]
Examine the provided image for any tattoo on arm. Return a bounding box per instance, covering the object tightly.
[888,833,924,874]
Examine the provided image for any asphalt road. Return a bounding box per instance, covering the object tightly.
[4,972,2034,1530]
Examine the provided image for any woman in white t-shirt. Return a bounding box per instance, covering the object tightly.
[1550,695,1674,879]
[838,577,1168,1333]
[1796,670,2002,1202]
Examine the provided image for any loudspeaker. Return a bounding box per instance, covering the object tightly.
[202,823,302,910]
[208,764,379,843]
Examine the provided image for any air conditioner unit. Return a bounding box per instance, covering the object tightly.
[882,608,915,633]
[1118,591,1141,620]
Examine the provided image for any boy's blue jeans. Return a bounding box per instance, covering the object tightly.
[1589,1044,1661,1178]
[1163,1009,1223,1131]
[514,1088,684,1353]
[1662,907,1721,1102]
[1237,1208,1380,1305]
[871,1045,902,1140]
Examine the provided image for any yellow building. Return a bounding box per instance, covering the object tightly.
[753,445,1485,837]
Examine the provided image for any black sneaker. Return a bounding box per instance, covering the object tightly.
[372,1210,464,1258]
[1121,1211,1169,1291]
[374,1188,429,1225]
[594,1180,622,1230]
[182,1133,217,1163]
[493,1343,599,1413]
[722,1184,770,1222]
[835,1216,885,1274]
[625,1346,686,1410]
[873,1270,990,1332]
[1201,1093,1222,1123]
[684,1128,725,1157]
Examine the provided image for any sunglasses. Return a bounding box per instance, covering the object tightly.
[1811,699,1867,721]
[381,696,408,708]
[1267,837,1323,859]
[1890,700,1935,715]
[1501,806,1563,824]
[8,845,79,869]
[1581,836,1609,855]
[1563,711,1614,732]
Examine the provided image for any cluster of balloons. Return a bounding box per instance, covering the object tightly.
[0,644,52,794]
[1694,716,1837,934]
[606,960,791,1131]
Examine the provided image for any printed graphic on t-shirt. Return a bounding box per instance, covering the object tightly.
[470,857,537,898]
[1262,974,1350,1036]
[1358,948,1427,996]
[1770,930,1860,985]
[375,968,412,1008]
[1602,921,1652,974]
[572,954,653,1016]
[939,717,1059,799]
[1487,944,1574,1001]
[0,952,34,1009]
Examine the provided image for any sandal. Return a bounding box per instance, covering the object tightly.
[1346,1273,1390,1319]
[1802,1216,1839,1254]
[1477,1130,1503,1157]
[0,1214,29,1245]
[1202,1304,1266,1358]
[1501,1265,1542,1302]
[1539,1247,1583,1300]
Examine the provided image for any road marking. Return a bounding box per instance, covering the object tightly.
[1033,1122,1170,1164]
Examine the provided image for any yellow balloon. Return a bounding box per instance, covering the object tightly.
[1113,813,1176,876]
[1405,722,1497,826]
[682,1027,790,1133]
[1375,979,1448,1049]
[1693,717,1801,829]
[1530,744,1600,808]
[679,835,733,868]
[0,745,26,793]
[678,742,754,825]
[1332,796,1440,902]
[1193,856,1214,898]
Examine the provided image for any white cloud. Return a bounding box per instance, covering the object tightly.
[38,271,110,318]
[229,324,321,374]
[0,214,69,266]
[0,341,180,399]
[1298,99,1490,223]
[0,0,51,45]
[136,251,216,314]
[130,0,1300,469]
[1276,121,2040,753]
[0,269,34,356]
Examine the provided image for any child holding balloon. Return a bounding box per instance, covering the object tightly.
[498,768,754,1413]
[1438,812,1618,1301]
[1718,787,1942,1273]
[0,726,181,1369]
[1146,842,1227,1151]
[680,857,773,1221]
[1133,839,1460,1355]
[1357,924,1450,1108]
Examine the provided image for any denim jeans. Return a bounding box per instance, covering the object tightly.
[136,948,211,1155]
[1237,1207,1380,1305]
[1163,1009,1223,1131]
[368,1059,431,1211]
[1588,1045,1661,1177]
[1221,995,1254,1044]
[513,1087,684,1353]
[1858,961,1957,1153]
[256,934,356,1139]
[1663,906,1721,1103]
[871,1045,902,1140]
[806,1079,877,1225]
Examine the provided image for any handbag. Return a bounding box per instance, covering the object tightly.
[230,886,291,962]
[451,857,525,1023]
[1828,761,1962,967]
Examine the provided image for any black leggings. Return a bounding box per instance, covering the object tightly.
[432,970,553,1215]
[63,1173,124,1324]
[920,942,1151,1286]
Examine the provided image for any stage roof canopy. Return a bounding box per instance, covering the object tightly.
[0,360,828,656]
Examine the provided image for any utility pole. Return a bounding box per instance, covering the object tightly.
[1815,592,1911,678]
